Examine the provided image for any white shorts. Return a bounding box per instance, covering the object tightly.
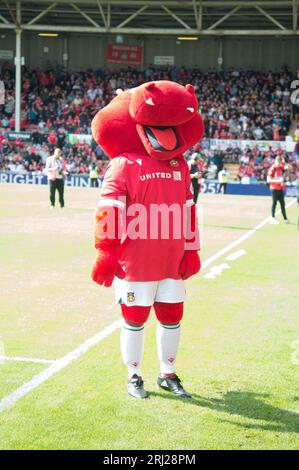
[114,278,186,307]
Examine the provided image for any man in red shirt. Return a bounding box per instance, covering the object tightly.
[267,155,290,224]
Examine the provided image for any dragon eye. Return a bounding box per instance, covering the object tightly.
[187,107,194,112]
[145,97,155,106]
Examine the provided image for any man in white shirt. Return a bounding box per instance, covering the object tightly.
[218,167,229,194]
[45,148,66,208]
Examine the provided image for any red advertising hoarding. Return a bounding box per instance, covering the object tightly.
[106,44,144,66]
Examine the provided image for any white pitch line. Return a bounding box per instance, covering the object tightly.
[203,272,217,280]
[0,198,296,413]
[203,263,230,279]
[0,320,122,413]
[200,199,296,272]
[226,249,246,261]
[0,356,55,364]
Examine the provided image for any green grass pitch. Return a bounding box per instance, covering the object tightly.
[0,184,298,450]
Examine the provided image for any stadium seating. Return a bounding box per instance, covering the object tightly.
[0,65,296,181]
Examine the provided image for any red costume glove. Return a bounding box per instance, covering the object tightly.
[179,250,201,280]
[92,248,125,287]
[91,204,125,287]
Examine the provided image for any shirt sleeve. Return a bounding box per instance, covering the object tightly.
[45,157,57,177]
[182,159,200,250]
[268,166,275,178]
[45,157,52,172]
[99,157,127,209]
[182,159,195,205]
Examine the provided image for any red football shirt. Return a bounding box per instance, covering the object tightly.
[267,163,286,190]
[99,153,199,282]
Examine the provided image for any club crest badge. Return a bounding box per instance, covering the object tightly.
[127,292,135,303]
[169,159,179,167]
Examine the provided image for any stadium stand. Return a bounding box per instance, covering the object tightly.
[0,64,297,181]
[186,146,298,183]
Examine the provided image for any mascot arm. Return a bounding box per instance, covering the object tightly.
[179,164,201,280]
[91,159,127,287]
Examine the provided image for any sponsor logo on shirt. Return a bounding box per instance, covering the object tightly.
[139,172,182,181]
[140,172,171,181]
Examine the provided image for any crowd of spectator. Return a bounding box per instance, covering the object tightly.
[187,144,298,183]
[2,130,297,183]
[197,68,292,141]
[0,63,296,181]
[0,133,109,176]
[0,63,294,139]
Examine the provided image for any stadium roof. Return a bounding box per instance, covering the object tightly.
[0,0,298,36]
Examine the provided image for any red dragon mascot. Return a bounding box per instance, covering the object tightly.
[91,80,204,399]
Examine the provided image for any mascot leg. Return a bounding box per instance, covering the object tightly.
[154,302,183,375]
[154,302,191,398]
[120,304,151,399]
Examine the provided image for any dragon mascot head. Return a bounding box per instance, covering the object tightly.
[92,80,204,161]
